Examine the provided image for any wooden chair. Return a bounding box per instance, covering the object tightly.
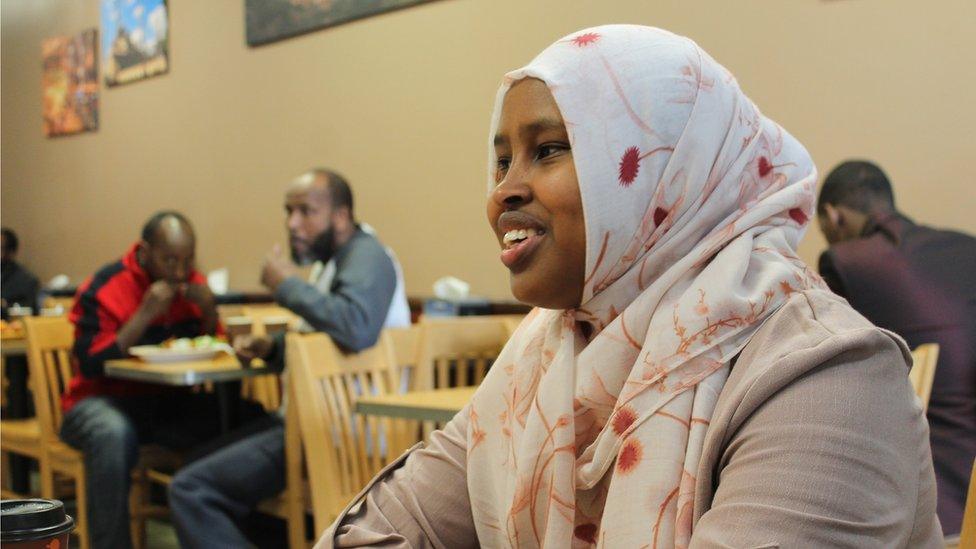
[23,316,180,549]
[238,306,309,546]
[958,461,976,549]
[386,325,420,392]
[909,343,939,411]
[22,316,90,549]
[287,331,416,536]
[252,385,307,549]
[238,306,300,411]
[414,316,509,392]
[0,392,45,500]
[413,317,508,437]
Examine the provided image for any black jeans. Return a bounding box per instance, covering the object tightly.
[60,392,226,549]
[169,414,286,549]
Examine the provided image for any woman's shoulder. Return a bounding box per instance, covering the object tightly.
[694,290,942,546]
[729,288,912,399]
[709,288,921,448]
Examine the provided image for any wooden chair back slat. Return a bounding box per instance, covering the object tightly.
[909,343,939,411]
[474,356,488,385]
[384,324,420,370]
[958,459,976,549]
[23,317,75,442]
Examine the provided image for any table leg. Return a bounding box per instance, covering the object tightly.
[214,380,243,434]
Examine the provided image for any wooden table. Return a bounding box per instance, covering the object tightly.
[105,353,269,385]
[0,333,27,357]
[105,353,271,432]
[356,386,476,423]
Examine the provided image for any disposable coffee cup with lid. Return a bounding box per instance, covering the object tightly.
[1,498,75,548]
[224,316,254,340]
[261,316,291,335]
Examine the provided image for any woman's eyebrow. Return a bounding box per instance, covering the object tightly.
[523,118,565,135]
[494,117,567,147]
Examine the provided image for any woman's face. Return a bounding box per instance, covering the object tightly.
[488,78,586,309]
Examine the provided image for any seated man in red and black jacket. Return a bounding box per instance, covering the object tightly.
[60,211,229,549]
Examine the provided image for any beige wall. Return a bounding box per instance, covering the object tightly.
[3,0,974,299]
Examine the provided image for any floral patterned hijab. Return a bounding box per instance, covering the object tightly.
[466,25,824,547]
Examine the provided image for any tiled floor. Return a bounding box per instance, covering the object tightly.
[146,519,181,549]
[51,480,179,548]
[16,471,280,548]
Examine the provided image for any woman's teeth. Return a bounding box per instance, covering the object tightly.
[503,228,544,248]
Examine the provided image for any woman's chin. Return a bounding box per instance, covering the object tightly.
[510,275,578,310]
[510,275,544,307]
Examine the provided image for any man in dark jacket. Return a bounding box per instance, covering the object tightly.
[817,160,976,536]
[1,227,40,314]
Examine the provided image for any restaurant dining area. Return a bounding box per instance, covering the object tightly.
[2,1,976,548]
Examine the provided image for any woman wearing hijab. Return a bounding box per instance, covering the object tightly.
[318,25,942,548]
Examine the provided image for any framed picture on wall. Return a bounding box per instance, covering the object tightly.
[42,28,99,137]
[101,0,169,86]
[245,0,439,47]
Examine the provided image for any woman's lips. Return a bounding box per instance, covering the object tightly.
[500,232,543,270]
[496,210,547,271]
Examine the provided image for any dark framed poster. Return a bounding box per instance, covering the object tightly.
[246,0,439,47]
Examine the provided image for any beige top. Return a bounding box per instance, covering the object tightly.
[317,291,943,548]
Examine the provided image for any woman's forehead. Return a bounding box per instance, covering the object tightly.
[503,79,558,114]
[495,79,564,140]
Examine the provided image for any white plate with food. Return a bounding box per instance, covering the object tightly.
[129,335,232,363]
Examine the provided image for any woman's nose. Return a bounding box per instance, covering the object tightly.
[492,177,532,209]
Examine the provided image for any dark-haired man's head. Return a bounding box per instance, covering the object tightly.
[137,211,196,284]
[817,160,896,245]
[1,228,19,265]
[284,169,355,264]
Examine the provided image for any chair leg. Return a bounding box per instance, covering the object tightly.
[285,409,306,548]
[0,451,10,494]
[39,456,54,499]
[74,468,91,549]
[285,467,305,547]
[130,470,148,549]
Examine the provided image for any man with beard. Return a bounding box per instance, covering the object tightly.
[168,168,410,548]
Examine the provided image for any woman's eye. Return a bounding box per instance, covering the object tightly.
[537,143,569,160]
[496,157,511,174]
